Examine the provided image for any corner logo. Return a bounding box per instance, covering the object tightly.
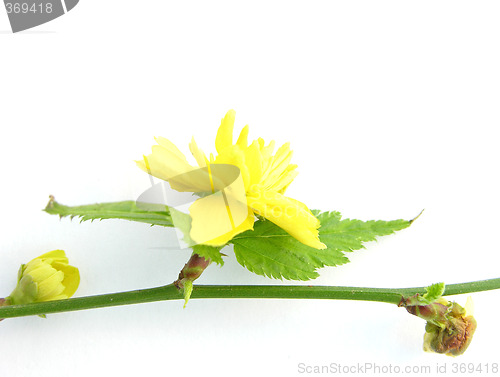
[4,0,79,33]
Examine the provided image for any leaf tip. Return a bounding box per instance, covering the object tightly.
[409,209,425,225]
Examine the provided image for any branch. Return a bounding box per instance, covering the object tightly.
[1,278,499,319]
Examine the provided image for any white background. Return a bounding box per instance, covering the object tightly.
[1,1,499,376]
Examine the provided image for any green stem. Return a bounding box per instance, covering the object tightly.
[1,278,499,319]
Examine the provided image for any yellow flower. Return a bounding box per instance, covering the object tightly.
[138,110,326,249]
[7,250,80,305]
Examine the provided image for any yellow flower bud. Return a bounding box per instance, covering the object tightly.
[7,250,80,305]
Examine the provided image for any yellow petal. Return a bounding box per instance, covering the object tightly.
[27,264,58,283]
[53,262,80,298]
[270,142,293,172]
[244,140,263,187]
[49,294,69,300]
[215,110,236,154]
[142,144,192,178]
[189,136,208,168]
[189,187,254,247]
[261,142,293,185]
[259,139,276,173]
[155,136,188,161]
[138,145,212,192]
[37,270,65,301]
[247,189,326,249]
[464,296,474,316]
[236,125,249,149]
[23,259,43,275]
[214,145,250,191]
[269,164,298,193]
[207,163,242,192]
[195,209,255,246]
[37,250,69,264]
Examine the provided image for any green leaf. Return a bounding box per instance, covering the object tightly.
[45,198,226,264]
[231,219,347,280]
[231,211,413,281]
[192,245,225,266]
[168,207,195,244]
[313,210,412,253]
[44,197,174,227]
[421,282,445,304]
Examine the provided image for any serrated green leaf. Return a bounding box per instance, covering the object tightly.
[231,211,412,281]
[45,198,226,264]
[44,198,174,227]
[421,282,445,304]
[314,210,411,253]
[231,219,348,280]
[192,244,225,266]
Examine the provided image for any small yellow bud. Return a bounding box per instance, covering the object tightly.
[7,250,80,305]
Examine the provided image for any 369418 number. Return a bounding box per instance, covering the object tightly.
[451,363,499,374]
[5,2,53,14]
